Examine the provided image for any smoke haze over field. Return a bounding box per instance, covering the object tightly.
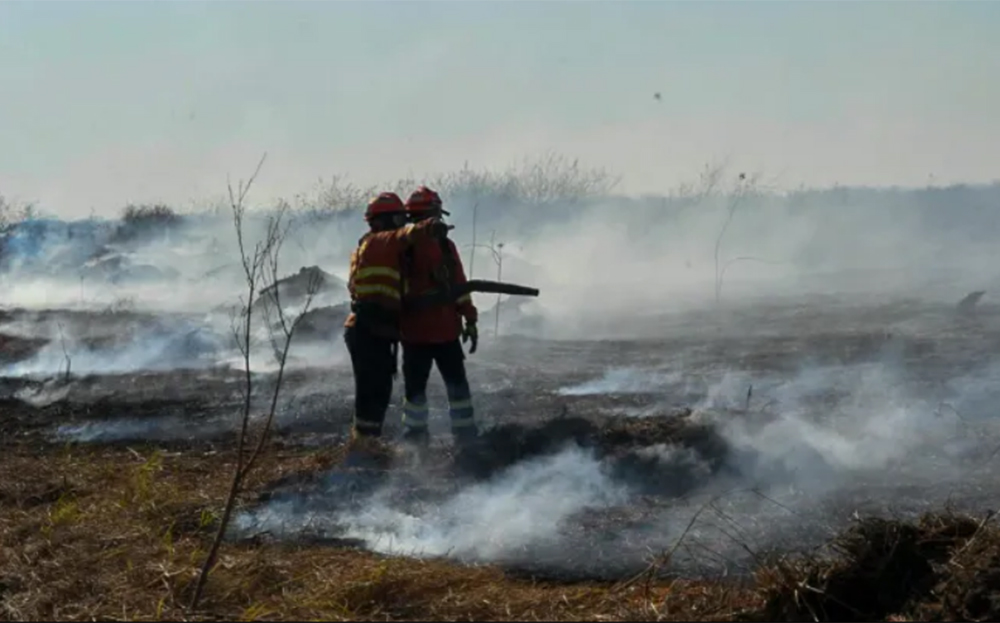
[2,179,1000,341]
[1,0,998,354]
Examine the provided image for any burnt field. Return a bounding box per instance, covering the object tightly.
[5,291,1000,594]
[6,289,1000,620]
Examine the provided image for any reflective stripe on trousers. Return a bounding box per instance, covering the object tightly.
[402,396,429,430]
[446,384,475,431]
[353,416,384,437]
[401,395,475,431]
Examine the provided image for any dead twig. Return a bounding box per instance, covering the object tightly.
[248,207,323,475]
[190,152,276,611]
[614,489,735,593]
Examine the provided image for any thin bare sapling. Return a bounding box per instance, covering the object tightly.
[463,229,505,337]
[713,172,781,305]
[188,156,318,610]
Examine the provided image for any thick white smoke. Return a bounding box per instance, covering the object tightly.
[236,446,629,563]
[4,172,1000,349]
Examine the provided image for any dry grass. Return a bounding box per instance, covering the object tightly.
[5,441,1000,622]
[752,511,1000,622]
[0,443,760,622]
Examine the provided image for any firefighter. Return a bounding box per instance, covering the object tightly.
[399,186,480,448]
[343,191,450,467]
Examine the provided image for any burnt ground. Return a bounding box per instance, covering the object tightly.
[5,295,1000,595]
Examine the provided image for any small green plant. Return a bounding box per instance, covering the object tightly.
[127,451,164,507]
[199,508,218,530]
[50,494,80,526]
[41,491,81,538]
[161,523,176,556]
[242,602,275,621]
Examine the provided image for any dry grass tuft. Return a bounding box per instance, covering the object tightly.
[753,511,1000,622]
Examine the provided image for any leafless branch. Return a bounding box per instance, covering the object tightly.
[245,206,322,476]
[711,172,784,305]
[190,152,301,612]
[462,231,505,337]
[56,322,71,383]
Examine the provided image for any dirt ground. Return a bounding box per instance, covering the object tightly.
[4,296,1000,620]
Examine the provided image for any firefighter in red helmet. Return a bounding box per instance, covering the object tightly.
[398,185,480,448]
[343,191,450,467]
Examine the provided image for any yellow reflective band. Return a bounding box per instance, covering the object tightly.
[356,266,401,281]
[402,414,429,429]
[354,284,401,299]
[400,222,420,241]
[354,417,382,430]
[402,400,429,412]
[456,294,472,304]
[449,399,472,410]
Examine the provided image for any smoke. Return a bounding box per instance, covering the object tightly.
[0,169,997,381]
[342,447,628,561]
[2,320,225,377]
[6,163,1000,577]
[53,414,235,444]
[531,333,1000,563]
[558,354,984,496]
[470,180,1000,338]
[5,170,1000,343]
[556,366,681,396]
[228,345,1000,575]
[237,445,629,564]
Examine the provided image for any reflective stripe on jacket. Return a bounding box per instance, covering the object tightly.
[344,220,441,336]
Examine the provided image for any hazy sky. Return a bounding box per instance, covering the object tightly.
[1,0,999,216]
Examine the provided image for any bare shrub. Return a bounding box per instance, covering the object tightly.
[101,296,137,316]
[113,203,184,244]
[188,155,319,611]
[121,203,181,227]
[0,194,40,270]
[711,172,788,305]
[433,152,619,206]
[297,152,618,223]
[0,194,37,232]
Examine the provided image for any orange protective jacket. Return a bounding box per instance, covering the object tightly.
[344,219,441,339]
[400,236,478,344]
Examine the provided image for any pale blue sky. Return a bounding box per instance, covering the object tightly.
[1,0,999,216]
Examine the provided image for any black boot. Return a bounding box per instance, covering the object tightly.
[344,432,393,470]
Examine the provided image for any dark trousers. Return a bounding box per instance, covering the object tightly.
[344,324,397,438]
[401,340,476,435]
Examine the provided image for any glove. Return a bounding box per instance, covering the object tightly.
[462,319,479,354]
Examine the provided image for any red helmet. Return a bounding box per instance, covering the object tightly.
[365,192,405,221]
[405,186,450,216]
